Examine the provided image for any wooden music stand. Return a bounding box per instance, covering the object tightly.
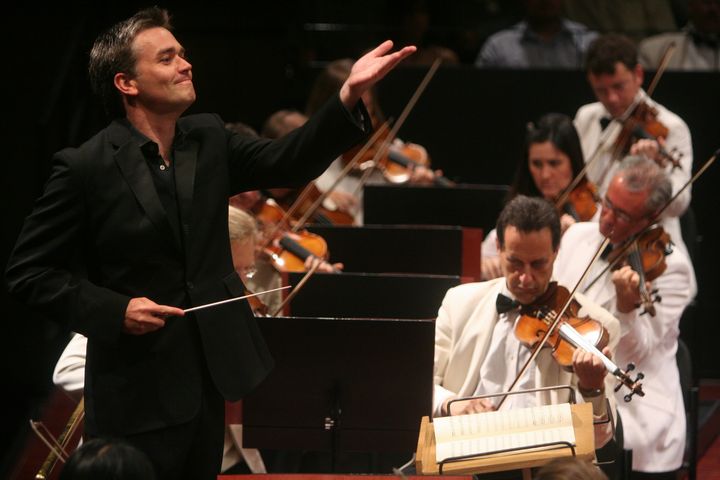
[415,389,595,476]
[415,404,594,476]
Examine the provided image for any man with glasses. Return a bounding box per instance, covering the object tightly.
[574,33,694,263]
[554,156,696,479]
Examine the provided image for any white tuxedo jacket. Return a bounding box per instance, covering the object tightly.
[433,278,620,446]
[554,222,696,472]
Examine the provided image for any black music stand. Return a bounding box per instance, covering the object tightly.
[279,271,461,319]
[242,316,435,471]
[307,224,482,281]
[363,183,508,234]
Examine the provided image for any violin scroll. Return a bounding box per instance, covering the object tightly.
[515,282,647,400]
[615,100,683,170]
[614,362,645,402]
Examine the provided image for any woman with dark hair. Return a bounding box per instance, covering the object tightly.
[482,113,598,279]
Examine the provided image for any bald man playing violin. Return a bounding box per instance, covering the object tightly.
[433,196,621,469]
[554,156,696,478]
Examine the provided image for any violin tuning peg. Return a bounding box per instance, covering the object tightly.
[636,372,645,380]
[624,393,633,402]
[626,363,636,372]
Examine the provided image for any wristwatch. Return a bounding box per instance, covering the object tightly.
[579,386,604,398]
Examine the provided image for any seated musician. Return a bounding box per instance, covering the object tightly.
[482,113,598,280]
[228,205,342,317]
[433,196,620,466]
[574,33,694,263]
[306,58,441,224]
[554,156,696,478]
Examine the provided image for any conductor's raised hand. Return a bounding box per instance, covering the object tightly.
[339,40,417,110]
[123,297,184,335]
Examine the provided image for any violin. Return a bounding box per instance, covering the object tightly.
[254,194,342,275]
[262,230,336,273]
[557,177,599,222]
[607,225,673,316]
[257,187,354,228]
[341,124,453,187]
[514,282,645,401]
[515,282,609,371]
[613,100,683,170]
[287,183,355,226]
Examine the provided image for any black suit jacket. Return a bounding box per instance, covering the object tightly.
[6,95,369,436]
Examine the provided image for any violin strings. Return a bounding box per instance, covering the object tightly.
[583,150,717,292]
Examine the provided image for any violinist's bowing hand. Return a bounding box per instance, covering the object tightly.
[631,137,668,168]
[443,397,496,416]
[574,347,611,392]
[612,265,650,313]
[339,40,417,110]
[326,190,358,213]
[123,297,184,335]
[304,256,343,273]
[409,165,440,184]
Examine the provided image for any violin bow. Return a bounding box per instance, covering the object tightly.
[583,148,717,293]
[291,57,442,230]
[269,257,324,317]
[351,57,442,197]
[290,122,390,232]
[575,42,678,192]
[32,396,85,479]
[496,236,610,410]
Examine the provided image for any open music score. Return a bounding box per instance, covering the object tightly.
[433,403,575,463]
[416,402,595,475]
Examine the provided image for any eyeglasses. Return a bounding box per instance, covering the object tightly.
[601,196,640,224]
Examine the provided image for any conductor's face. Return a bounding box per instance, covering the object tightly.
[498,226,557,305]
[124,27,196,114]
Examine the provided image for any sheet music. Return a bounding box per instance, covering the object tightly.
[434,403,575,463]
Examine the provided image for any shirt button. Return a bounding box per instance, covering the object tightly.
[159,164,166,171]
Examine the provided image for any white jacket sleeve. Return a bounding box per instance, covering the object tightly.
[52,333,88,393]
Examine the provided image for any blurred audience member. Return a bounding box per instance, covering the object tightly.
[640,0,720,71]
[476,0,597,69]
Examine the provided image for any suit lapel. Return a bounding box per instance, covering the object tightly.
[114,138,181,253]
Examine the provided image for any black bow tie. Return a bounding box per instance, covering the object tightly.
[599,117,612,131]
[496,293,520,314]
